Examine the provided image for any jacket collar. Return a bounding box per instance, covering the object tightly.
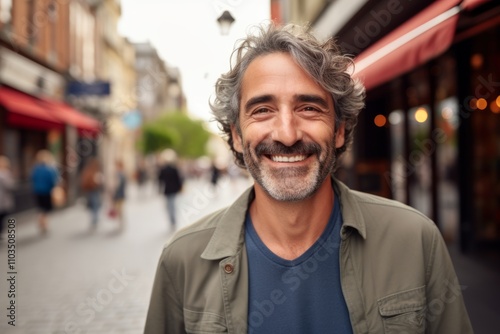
[201,176,366,260]
[201,187,254,260]
[333,178,367,240]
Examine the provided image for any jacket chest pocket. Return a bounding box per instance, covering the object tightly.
[184,308,228,334]
[377,286,427,334]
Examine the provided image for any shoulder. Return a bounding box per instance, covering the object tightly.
[160,208,226,265]
[352,190,428,217]
[339,184,444,272]
[342,186,437,238]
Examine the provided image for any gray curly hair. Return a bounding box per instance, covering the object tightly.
[210,24,365,170]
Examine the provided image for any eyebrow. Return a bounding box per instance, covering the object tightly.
[244,95,274,114]
[294,94,330,110]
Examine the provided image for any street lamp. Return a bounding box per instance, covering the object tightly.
[217,10,235,36]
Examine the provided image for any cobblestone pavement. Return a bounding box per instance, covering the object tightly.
[0,176,252,334]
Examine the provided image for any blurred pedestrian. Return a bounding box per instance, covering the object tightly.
[210,162,221,189]
[158,149,183,229]
[80,158,104,230]
[112,160,127,228]
[0,156,15,239]
[136,159,148,197]
[30,150,59,234]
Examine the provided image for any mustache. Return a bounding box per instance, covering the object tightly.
[254,140,322,156]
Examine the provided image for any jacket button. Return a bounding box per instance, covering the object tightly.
[224,264,234,274]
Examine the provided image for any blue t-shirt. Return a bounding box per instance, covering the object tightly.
[245,195,353,334]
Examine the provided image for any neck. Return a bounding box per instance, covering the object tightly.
[249,177,334,260]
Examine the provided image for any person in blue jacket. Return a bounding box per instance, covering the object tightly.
[31,150,59,234]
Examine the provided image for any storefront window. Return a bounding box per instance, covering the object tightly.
[2,128,19,178]
[389,109,406,203]
[472,103,500,242]
[468,27,500,244]
[436,97,459,242]
[408,105,432,218]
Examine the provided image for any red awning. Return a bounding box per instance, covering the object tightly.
[353,0,463,90]
[42,100,101,137]
[461,0,490,10]
[0,86,63,130]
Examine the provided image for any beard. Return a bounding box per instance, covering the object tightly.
[242,139,337,202]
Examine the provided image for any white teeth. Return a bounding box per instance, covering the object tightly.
[271,155,306,162]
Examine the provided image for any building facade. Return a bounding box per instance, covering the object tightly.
[0,0,153,211]
[92,0,138,180]
[282,0,500,253]
[0,0,101,211]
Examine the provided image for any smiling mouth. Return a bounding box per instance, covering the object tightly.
[268,155,308,163]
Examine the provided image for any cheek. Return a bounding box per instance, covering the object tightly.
[241,125,268,147]
[311,125,336,144]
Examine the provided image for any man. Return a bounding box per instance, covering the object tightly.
[158,149,183,228]
[144,24,473,333]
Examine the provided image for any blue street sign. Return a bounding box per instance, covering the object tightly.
[122,110,142,129]
[67,81,111,96]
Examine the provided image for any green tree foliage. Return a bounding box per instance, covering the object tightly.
[139,112,211,158]
[138,123,179,154]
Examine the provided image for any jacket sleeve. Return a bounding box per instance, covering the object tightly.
[425,224,474,333]
[144,250,185,334]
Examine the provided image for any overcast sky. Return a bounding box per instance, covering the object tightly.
[118,0,270,131]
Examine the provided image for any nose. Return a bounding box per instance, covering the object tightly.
[271,109,302,146]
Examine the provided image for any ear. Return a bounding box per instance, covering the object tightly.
[335,122,346,148]
[231,125,243,153]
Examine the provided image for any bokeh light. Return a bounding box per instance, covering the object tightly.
[476,98,487,110]
[388,111,402,125]
[415,108,428,123]
[469,98,478,110]
[491,100,500,114]
[470,53,483,69]
[374,114,387,127]
[441,107,453,120]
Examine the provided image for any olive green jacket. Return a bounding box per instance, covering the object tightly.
[144,179,473,333]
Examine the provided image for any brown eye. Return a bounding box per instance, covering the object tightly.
[300,106,320,112]
[253,107,271,114]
